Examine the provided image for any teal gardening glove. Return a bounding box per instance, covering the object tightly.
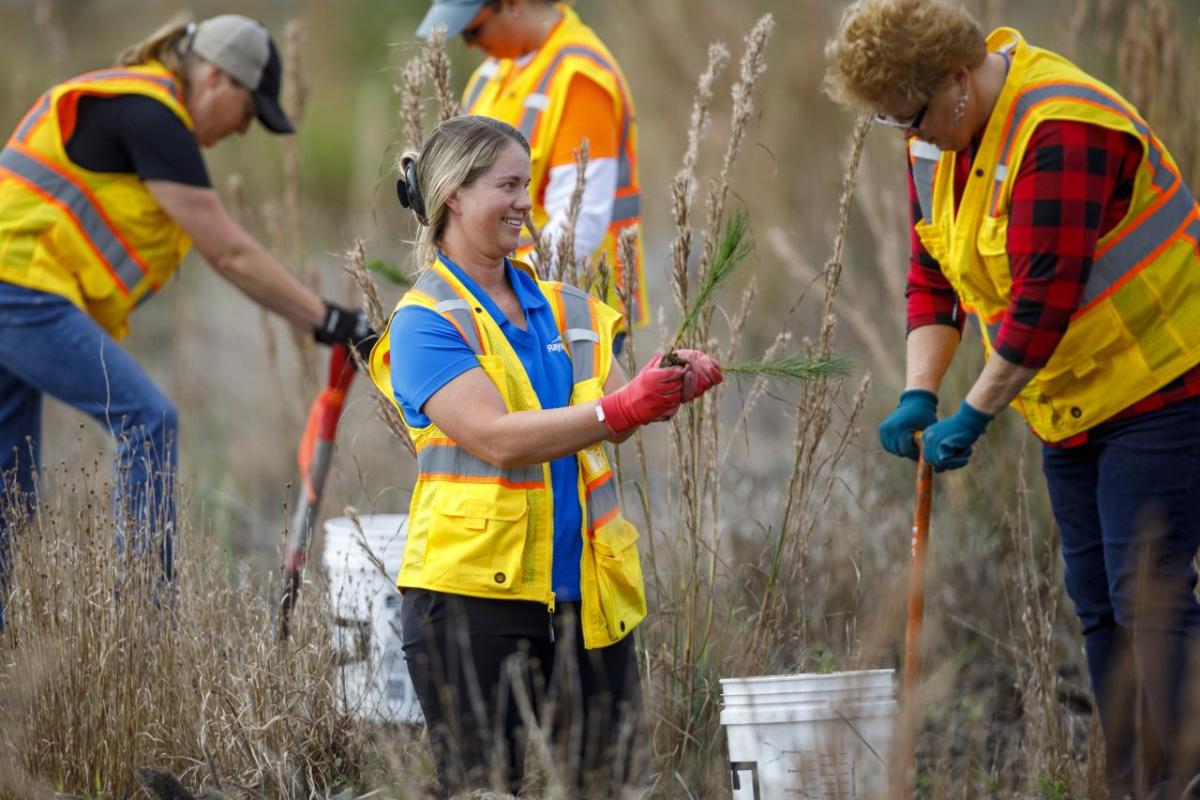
[878,389,939,461]
[920,400,993,472]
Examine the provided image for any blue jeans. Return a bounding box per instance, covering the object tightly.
[1044,396,1200,798]
[0,283,178,624]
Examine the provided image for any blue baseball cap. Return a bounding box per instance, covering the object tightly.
[416,0,487,39]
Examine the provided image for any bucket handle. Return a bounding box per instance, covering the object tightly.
[729,761,761,799]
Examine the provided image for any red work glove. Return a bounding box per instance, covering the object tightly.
[673,348,723,402]
[597,355,685,436]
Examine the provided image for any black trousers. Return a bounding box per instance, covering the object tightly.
[401,589,644,797]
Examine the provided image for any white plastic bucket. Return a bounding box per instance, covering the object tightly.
[720,669,896,799]
[323,514,422,724]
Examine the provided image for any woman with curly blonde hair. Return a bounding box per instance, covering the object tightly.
[827,1,1200,796]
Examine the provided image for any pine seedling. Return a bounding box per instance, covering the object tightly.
[723,353,853,382]
[667,207,753,354]
[665,208,853,383]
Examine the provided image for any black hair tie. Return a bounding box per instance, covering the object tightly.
[396,159,428,225]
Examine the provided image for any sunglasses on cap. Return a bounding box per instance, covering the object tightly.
[462,0,500,44]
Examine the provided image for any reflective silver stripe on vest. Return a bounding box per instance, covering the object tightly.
[990,84,1199,307]
[515,45,640,221]
[417,442,543,486]
[557,284,599,384]
[14,94,49,143]
[586,473,620,529]
[413,268,485,355]
[0,146,145,293]
[1084,181,1200,306]
[909,139,940,223]
[463,60,498,112]
[77,68,181,99]
[612,194,641,225]
[992,82,1175,212]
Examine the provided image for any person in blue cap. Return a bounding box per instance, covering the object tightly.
[415,0,650,349]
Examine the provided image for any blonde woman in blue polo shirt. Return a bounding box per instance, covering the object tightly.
[369,115,720,796]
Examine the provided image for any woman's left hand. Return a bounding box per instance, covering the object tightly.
[673,348,723,402]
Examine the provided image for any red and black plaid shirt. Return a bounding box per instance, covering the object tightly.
[906,119,1200,447]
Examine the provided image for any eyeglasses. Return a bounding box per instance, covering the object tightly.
[874,102,929,130]
[462,1,499,44]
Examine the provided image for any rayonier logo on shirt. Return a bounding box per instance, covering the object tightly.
[546,336,566,354]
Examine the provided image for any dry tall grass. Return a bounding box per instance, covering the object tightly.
[0,466,364,799]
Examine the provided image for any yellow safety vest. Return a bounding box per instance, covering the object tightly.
[0,62,193,340]
[462,3,648,327]
[909,28,1200,441]
[368,258,647,649]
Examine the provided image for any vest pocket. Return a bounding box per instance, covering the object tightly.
[1035,304,1128,395]
[970,215,1014,310]
[590,518,646,640]
[427,484,529,591]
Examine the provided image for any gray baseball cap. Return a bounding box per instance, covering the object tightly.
[190,14,294,134]
[416,0,488,39]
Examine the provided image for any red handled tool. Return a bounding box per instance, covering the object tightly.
[278,344,357,641]
[898,433,934,796]
[903,434,933,695]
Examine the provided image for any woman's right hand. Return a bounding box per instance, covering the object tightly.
[597,356,685,436]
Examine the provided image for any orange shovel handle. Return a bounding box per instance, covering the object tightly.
[903,433,933,697]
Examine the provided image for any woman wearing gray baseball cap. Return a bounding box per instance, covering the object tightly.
[0,14,375,618]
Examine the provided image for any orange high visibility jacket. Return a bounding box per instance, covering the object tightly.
[369,258,647,649]
[462,3,648,326]
[909,28,1200,441]
[0,62,193,339]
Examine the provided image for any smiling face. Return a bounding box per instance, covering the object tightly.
[444,139,532,260]
[186,63,255,147]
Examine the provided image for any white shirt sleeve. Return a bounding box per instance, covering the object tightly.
[537,156,618,268]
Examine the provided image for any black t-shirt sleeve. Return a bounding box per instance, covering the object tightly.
[65,94,211,188]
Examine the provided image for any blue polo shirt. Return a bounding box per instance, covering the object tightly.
[388,253,585,600]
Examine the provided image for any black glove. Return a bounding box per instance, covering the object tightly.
[314,301,378,363]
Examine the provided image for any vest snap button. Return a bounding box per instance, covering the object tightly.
[619,620,626,632]
[494,571,506,584]
[1070,407,1083,419]
[475,307,483,313]
[974,168,984,177]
